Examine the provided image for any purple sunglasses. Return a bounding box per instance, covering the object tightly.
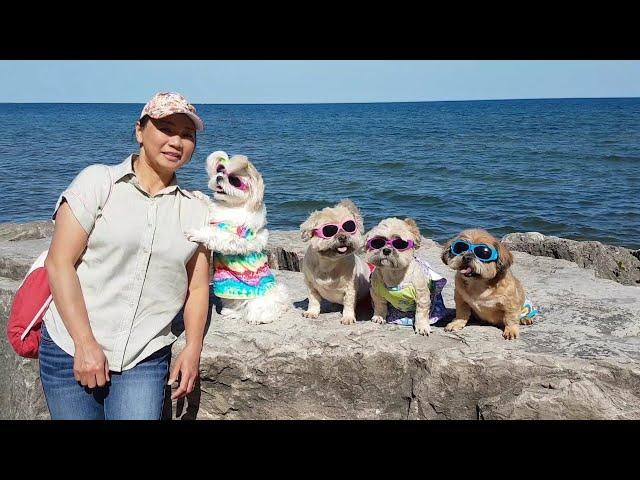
[313,219,358,239]
[367,236,415,252]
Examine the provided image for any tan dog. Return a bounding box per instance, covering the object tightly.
[441,228,532,339]
[365,217,433,335]
[300,200,371,325]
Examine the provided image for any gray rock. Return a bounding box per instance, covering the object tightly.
[0,221,53,242]
[0,238,51,281]
[168,234,640,420]
[503,232,640,286]
[2,223,639,420]
[265,231,306,271]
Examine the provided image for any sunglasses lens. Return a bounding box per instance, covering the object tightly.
[451,241,469,255]
[322,225,339,237]
[228,176,242,188]
[391,238,409,250]
[370,237,386,249]
[474,245,494,260]
[342,220,356,233]
[216,164,225,173]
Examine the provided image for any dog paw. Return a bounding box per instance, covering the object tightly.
[191,190,211,202]
[444,319,467,332]
[520,317,534,325]
[302,310,320,319]
[247,317,274,325]
[220,308,241,320]
[415,321,431,336]
[184,229,203,243]
[340,314,357,325]
[371,315,386,324]
[503,324,520,340]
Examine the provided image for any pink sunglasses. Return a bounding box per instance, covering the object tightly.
[367,236,415,252]
[216,163,248,191]
[313,219,358,239]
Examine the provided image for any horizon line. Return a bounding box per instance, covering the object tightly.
[1,96,639,105]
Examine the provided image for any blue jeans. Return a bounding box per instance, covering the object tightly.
[39,322,171,420]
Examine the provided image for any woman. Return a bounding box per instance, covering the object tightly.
[40,92,211,419]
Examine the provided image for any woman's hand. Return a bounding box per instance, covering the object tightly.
[168,244,209,400]
[168,342,202,400]
[73,339,110,388]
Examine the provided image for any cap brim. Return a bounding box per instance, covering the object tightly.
[184,112,205,131]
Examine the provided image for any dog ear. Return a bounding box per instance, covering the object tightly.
[206,151,229,178]
[363,227,375,244]
[245,160,265,212]
[496,240,514,276]
[440,237,454,265]
[300,210,323,242]
[403,217,422,249]
[357,242,368,255]
[338,199,364,233]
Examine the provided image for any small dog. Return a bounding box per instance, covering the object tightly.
[185,151,289,324]
[365,217,450,336]
[300,199,371,325]
[440,228,534,340]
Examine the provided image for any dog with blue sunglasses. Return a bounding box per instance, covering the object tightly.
[441,228,533,340]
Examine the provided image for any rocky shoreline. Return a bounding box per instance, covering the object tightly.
[1,221,639,419]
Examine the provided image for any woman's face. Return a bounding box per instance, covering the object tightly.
[135,113,196,173]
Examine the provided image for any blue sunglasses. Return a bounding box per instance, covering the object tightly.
[450,239,499,263]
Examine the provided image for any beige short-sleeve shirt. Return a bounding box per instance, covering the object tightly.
[43,154,209,372]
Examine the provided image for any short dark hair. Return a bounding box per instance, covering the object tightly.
[133,115,151,145]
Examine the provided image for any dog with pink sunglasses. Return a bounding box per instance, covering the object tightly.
[300,199,371,325]
[365,217,451,336]
[185,151,289,325]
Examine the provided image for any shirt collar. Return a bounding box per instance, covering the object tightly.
[115,154,193,198]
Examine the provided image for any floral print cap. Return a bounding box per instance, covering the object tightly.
[140,92,204,131]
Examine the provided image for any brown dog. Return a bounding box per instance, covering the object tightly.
[441,229,532,340]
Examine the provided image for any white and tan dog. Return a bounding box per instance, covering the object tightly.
[365,217,448,336]
[185,151,289,324]
[300,200,371,325]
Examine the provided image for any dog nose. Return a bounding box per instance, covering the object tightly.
[462,252,474,262]
[216,174,224,184]
[337,234,347,242]
[382,248,391,256]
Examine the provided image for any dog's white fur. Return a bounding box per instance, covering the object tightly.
[185,151,289,324]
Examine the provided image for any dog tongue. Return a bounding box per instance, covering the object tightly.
[337,246,348,253]
[460,267,473,275]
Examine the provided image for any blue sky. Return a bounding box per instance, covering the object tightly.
[1,60,639,103]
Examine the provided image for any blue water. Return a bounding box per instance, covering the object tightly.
[1,98,639,249]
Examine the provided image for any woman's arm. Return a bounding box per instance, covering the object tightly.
[45,201,110,388]
[168,244,211,400]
